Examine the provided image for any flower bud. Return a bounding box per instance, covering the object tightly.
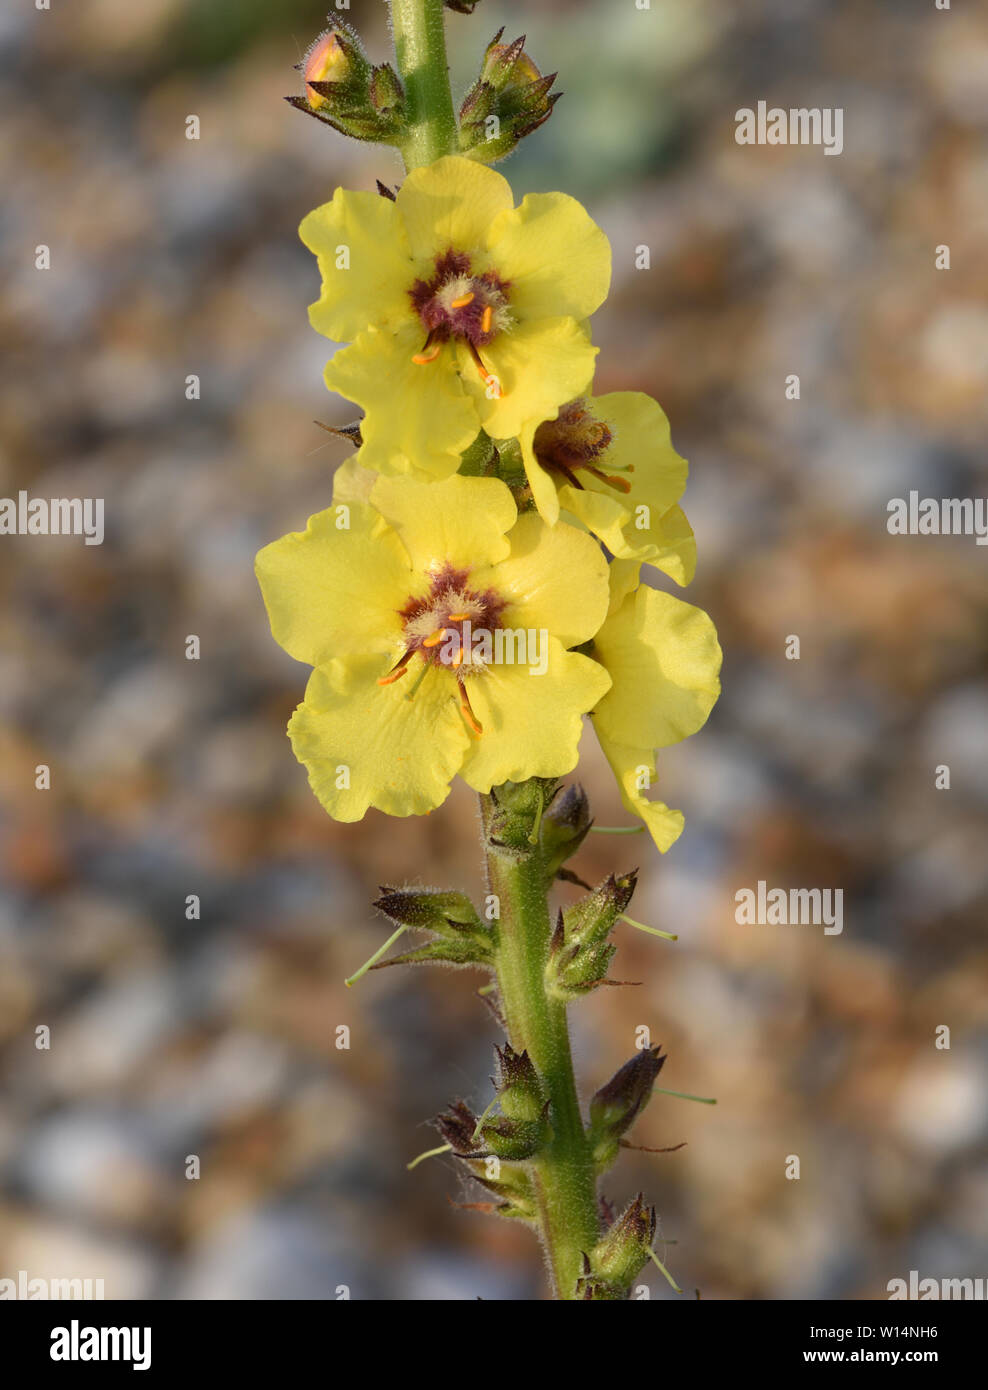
[588,1045,665,1169]
[434,1100,536,1221]
[367,888,493,972]
[547,871,637,998]
[541,783,592,879]
[578,1194,656,1297]
[494,1044,547,1120]
[373,887,484,936]
[459,29,560,163]
[436,1095,548,1166]
[480,33,541,93]
[483,777,560,857]
[288,25,405,146]
[302,27,369,109]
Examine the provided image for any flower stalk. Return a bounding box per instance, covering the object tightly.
[480,788,600,1298]
[390,0,459,169]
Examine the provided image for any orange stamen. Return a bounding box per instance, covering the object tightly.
[466,342,503,398]
[377,664,409,686]
[458,680,483,736]
[412,344,442,365]
[480,305,493,334]
[451,291,475,308]
[587,465,632,494]
[448,611,471,622]
[423,627,447,648]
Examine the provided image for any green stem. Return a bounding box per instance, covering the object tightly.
[390,0,459,170]
[481,793,600,1299]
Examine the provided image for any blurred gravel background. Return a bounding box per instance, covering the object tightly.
[1,0,986,1300]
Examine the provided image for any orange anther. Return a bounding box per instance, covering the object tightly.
[451,291,475,309]
[460,703,483,736]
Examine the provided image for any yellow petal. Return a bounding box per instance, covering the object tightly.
[607,559,642,616]
[562,486,696,587]
[486,191,611,322]
[592,585,721,751]
[300,191,413,342]
[624,503,697,587]
[592,730,686,854]
[289,657,470,820]
[255,503,412,667]
[471,510,609,649]
[323,326,478,478]
[595,392,687,517]
[467,317,599,441]
[396,156,514,262]
[556,484,630,556]
[370,473,516,573]
[331,455,376,505]
[518,417,561,525]
[460,642,611,792]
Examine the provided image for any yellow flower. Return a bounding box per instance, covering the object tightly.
[299,156,611,478]
[255,473,611,820]
[519,391,696,586]
[588,569,721,852]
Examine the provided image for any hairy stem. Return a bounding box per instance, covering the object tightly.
[390,0,458,170]
[481,793,600,1298]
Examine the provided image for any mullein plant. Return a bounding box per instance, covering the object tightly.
[259,0,722,1300]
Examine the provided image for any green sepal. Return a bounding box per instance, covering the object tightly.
[458,430,499,477]
[369,937,492,971]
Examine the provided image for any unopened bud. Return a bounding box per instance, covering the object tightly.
[588,1045,665,1169]
[374,887,483,936]
[288,26,405,146]
[547,871,637,998]
[459,29,560,163]
[586,1194,657,1292]
[541,782,592,877]
[484,777,559,857]
[302,28,368,109]
[480,33,540,92]
[436,1088,550,1164]
[494,1044,547,1119]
